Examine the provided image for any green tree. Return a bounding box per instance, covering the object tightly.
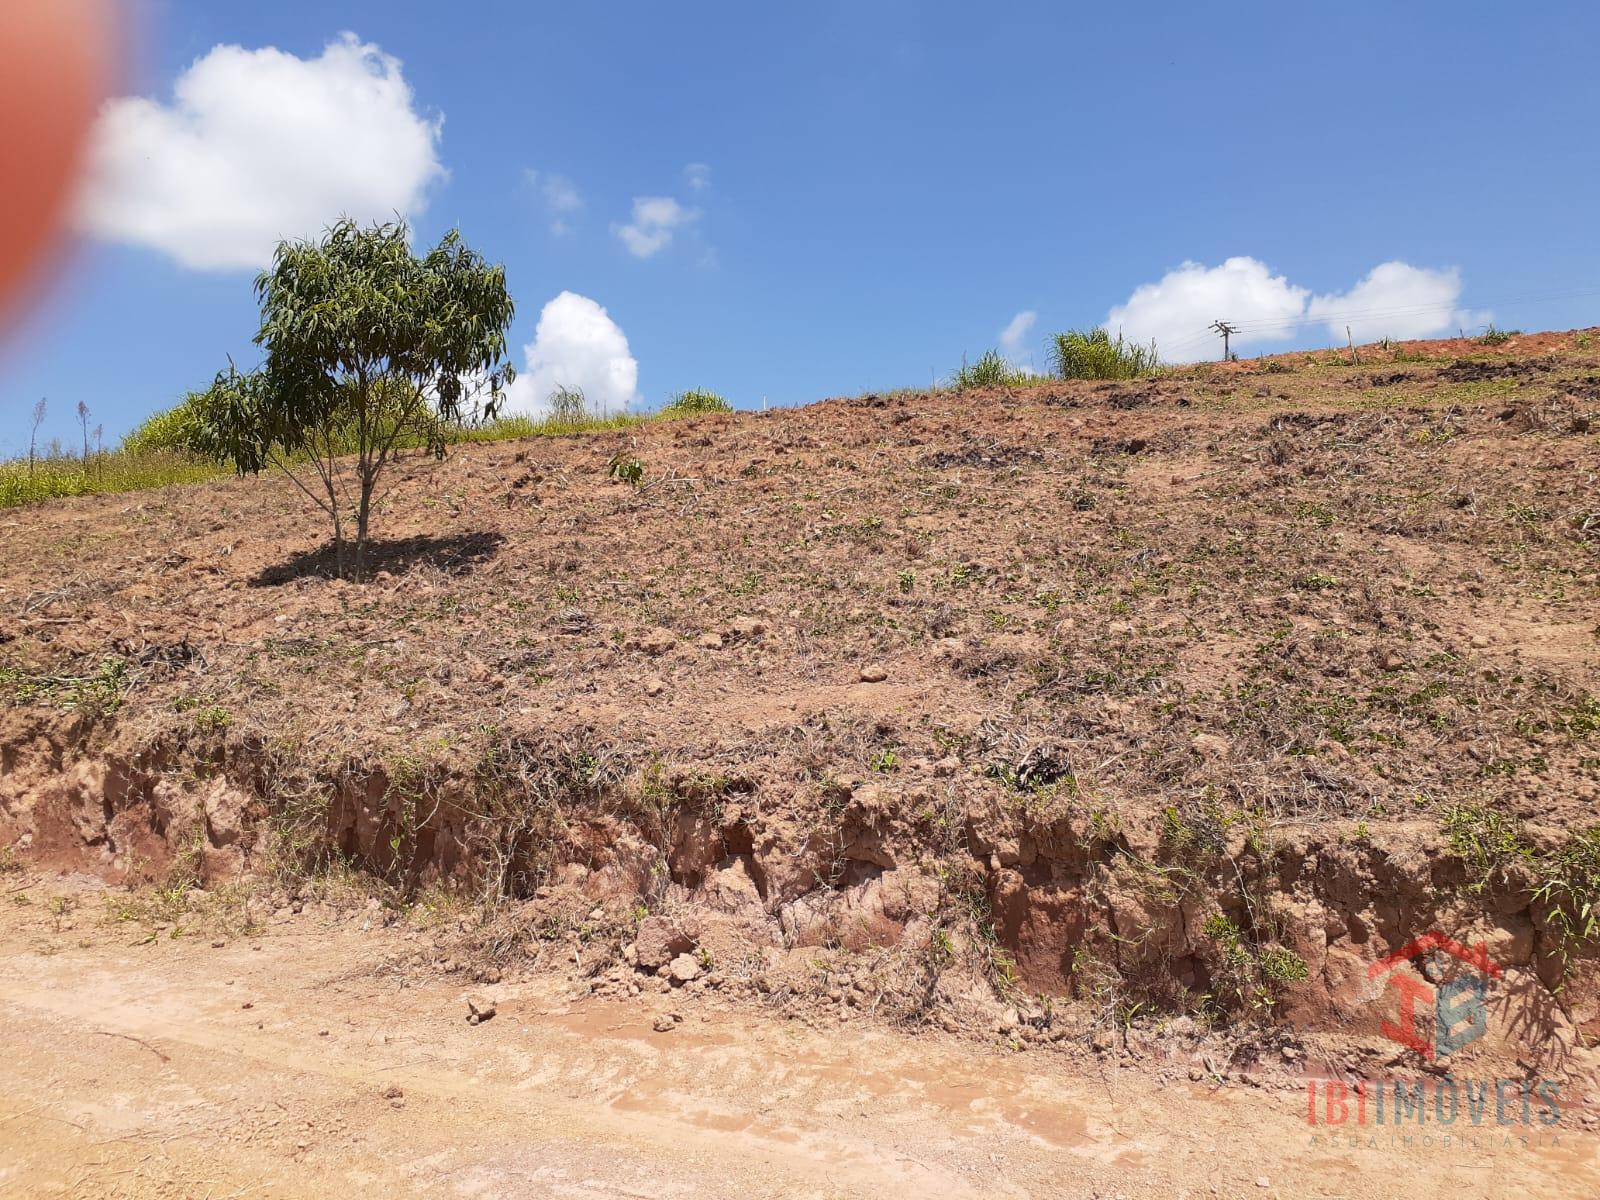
[190,218,516,577]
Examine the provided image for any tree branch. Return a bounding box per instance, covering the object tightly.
[264,447,336,519]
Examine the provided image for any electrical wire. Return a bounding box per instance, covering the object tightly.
[1152,283,1600,358]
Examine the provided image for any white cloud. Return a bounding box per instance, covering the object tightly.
[524,170,582,235]
[504,291,640,417]
[612,196,696,259]
[998,310,1037,364]
[1107,257,1307,360]
[77,35,444,272]
[684,162,712,192]
[1106,256,1483,362]
[1308,262,1485,343]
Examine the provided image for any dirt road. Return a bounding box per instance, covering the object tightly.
[0,888,1595,1199]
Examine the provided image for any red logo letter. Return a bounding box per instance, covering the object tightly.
[1379,973,1435,1059]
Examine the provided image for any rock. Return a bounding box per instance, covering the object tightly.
[643,677,667,697]
[1470,633,1491,649]
[1256,1177,1271,1189]
[667,953,702,984]
[697,632,725,650]
[465,994,496,1025]
[634,915,697,971]
[703,857,763,915]
[858,663,888,683]
[1473,911,1536,966]
[848,783,890,814]
[652,1012,677,1033]
[634,627,677,656]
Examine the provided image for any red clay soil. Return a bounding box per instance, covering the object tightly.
[1,327,1598,1122]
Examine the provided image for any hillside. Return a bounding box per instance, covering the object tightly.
[2,328,1599,1091]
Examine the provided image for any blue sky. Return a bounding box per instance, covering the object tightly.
[4,0,1600,449]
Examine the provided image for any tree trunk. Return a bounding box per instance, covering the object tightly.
[354,468,375,579]
[332,507,347,578]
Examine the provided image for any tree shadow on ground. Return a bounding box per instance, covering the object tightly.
[250,531,506,586]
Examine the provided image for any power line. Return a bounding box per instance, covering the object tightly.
[1155,283,1600,359]
[1231,285,1600,335]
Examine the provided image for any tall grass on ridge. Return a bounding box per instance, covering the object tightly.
[661,389,732,415]
[951,349,1028,390]
[1051,328,1160,380]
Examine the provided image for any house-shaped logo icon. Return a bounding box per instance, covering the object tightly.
[1368,931,1503,1059]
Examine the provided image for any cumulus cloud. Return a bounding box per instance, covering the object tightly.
[1309,263,1485,343]
[76,34,444,271]
[504,292,640,416]
[1106,257,1483,362]
[998,310,1038,365]
[1107,258,1307,359]
[684,162,712,192]
[612,196,696,259]
[524,170,582,235]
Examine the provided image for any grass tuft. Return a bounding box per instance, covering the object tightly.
[1050,328,1160,380]
[951,349,1027,390]
[661,389,732,415]
[1478,325,1523,346]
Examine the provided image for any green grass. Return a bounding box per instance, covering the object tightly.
[661,388,732,415]
[0,449,226,508]
[1051,328,1161,380]
[0,656,129,717]
[444,412,645,443]
[951,349,1027,390]
[1,411,648,510]
[1442,803,1600,979]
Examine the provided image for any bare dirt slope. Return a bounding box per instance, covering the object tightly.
[2,329,1600,1193]
[0,888,1594,1200]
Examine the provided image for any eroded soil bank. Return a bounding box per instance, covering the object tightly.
[5,702,1598,1091]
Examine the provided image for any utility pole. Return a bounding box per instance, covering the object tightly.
[1209,320,1237,362]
